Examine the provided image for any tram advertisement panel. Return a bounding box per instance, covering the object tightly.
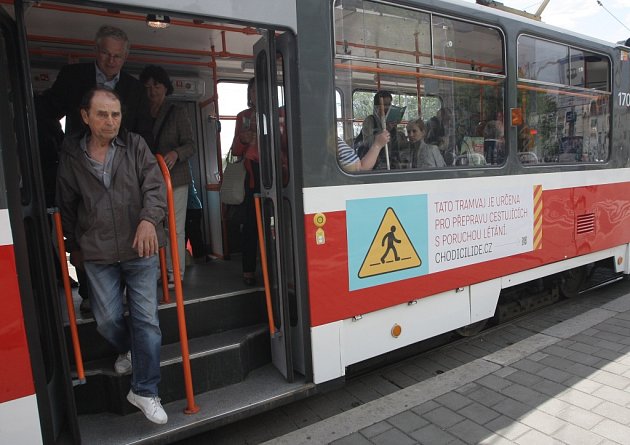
[347,186,535,291]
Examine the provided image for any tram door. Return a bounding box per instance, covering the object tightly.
[1,3,79,443]
[253,30,299,381]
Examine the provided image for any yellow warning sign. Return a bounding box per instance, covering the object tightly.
[358,207,422,278]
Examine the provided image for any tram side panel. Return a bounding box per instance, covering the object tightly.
[0,189,42,445]
[304,172,630,383]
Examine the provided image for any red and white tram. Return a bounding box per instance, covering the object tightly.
[1,0,629,443]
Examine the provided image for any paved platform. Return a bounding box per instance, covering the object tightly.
[264,287,630,445]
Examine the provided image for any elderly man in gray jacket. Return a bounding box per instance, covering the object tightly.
[56,87,168,424]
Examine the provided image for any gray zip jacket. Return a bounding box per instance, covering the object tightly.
[57,129,167,263]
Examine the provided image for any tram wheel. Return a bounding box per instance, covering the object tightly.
[559,266,586,299]
[454,319,488,337]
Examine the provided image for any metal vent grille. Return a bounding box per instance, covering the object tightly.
[576,213,595,234]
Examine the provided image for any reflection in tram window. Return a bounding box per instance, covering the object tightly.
[517,35,611,164]
[333,0,505,171]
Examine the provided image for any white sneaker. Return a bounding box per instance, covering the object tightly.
[114,351,132,375]
[127,390,168,424]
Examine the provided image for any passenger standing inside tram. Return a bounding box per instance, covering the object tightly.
[186,162,206,261]
[230,78,259,286]
[357,90,406,169]
[139,65,196,289]
[36,24,152,314]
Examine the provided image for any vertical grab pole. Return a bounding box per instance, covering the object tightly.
[50,208,85,384]
[158,247,170,303]
[155,154,199,414]
[379,96,390,170]
[254,195,277,335]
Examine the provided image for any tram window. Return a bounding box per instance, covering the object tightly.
[276,52,290,187]
[516,87,610,164]
[432,16,504,75]
[517,35,611,164]
[336,89,344,138]
[334,0,431,66]
[518,36,569,85]
[518,36,611,92]
[338,66,504,171]
[217,81,249,161]
[569,48,609,90]
[333,0,505,172]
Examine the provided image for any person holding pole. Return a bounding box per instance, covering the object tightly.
[357,90,405,170]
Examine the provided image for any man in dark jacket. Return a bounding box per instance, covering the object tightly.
[37,24,153,312]
[37,24,152,142]
[56,88,167,424]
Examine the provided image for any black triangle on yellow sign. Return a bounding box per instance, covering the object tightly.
[358,207,422,279]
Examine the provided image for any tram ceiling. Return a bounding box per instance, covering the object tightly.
[0,0,262,76]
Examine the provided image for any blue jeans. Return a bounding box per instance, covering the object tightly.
[84,255,161,397]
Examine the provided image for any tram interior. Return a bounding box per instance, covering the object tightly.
[333,0,611,170]
[2,1,311,441]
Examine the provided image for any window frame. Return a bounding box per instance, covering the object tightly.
[332,0,507,174]
[516,33,612,166]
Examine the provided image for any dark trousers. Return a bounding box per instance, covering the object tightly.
[242,164,260,274]
[185,208,205,258]
[77,267,91,300]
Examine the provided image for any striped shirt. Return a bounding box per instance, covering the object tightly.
[337,137,359,167]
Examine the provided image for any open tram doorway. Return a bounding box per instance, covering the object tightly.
[9,0,312,440]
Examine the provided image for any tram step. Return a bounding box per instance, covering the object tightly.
[73,323,271,415]
[66,289,267,363]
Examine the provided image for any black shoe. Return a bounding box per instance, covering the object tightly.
[79,299,91,314]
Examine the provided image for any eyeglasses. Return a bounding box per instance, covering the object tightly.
[97,48,125,63]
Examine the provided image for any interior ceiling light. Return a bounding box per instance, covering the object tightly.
[146,14,171,29]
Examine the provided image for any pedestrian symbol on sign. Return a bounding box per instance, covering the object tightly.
[358,207,421,278]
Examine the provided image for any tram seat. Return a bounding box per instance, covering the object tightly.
[518,151,538,164]
[454,152,486,166]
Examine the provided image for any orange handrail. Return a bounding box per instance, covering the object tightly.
[335,63,501,87]
[155,154,200,414]
[254,195,277,335]
[517,83,609,99]
[50,208,85,384]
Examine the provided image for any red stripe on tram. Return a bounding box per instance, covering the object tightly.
[0,243,35,403]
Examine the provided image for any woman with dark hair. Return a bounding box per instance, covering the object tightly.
[230,78,259,285]
[406,118,445,168]
[140,65,196,288]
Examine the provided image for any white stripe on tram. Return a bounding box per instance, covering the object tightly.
[303,168,630,214]
[0,209,12,246]
[0,394,43,445]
